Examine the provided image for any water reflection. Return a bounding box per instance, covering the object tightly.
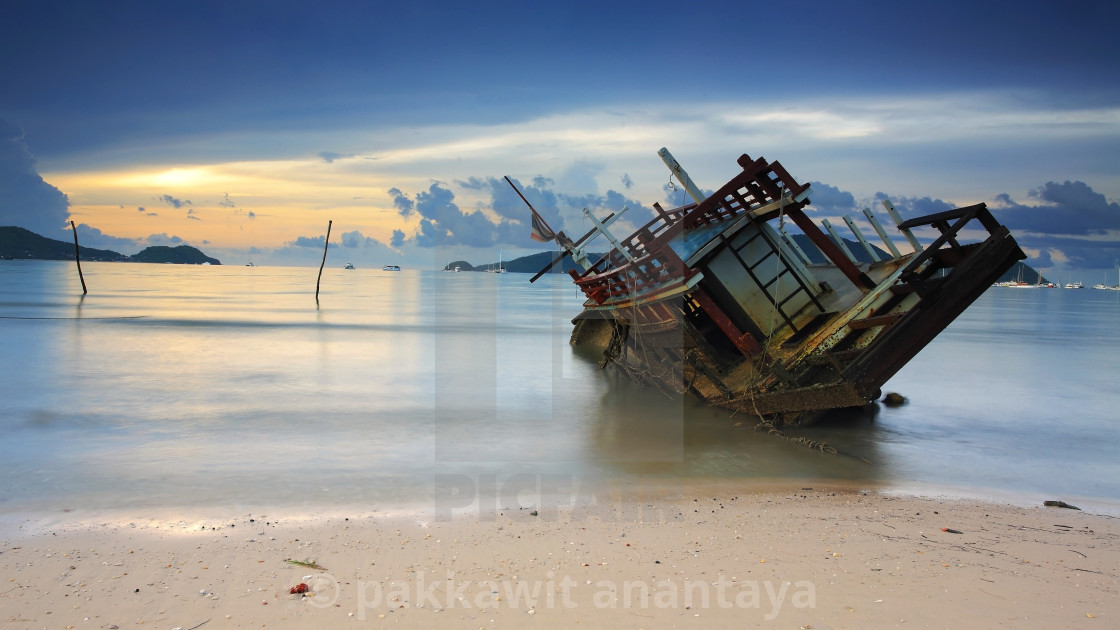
[577,343,887,485]
[1,263,1117,514]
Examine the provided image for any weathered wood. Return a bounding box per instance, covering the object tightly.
[691,289,762,356]
[70,220,87,295]
[844,226,1024,390]
[315,220,332,303]
[847,311,905,330]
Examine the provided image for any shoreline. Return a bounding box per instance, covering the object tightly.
[6,476,1119,538]
[3,487,1117,628]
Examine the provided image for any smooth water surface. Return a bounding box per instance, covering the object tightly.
[2,261,1118,516]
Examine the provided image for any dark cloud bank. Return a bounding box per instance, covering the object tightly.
[0,118,70,238]
[803,180,1120,269]
[370,176,1118,271]
[0,117,226,254]
[385,177,651,249]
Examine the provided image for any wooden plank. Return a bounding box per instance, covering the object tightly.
[847,311,905,330]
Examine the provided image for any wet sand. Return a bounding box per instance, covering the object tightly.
[2,488,1116,629]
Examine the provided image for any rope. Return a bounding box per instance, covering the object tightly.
[737,383,838,454]
[753,415,838,454]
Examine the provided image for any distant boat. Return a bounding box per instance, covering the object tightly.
[344,262,355,269]
[1064,281,1083,289]
[1095,267,1120,290]
[487,249,507,273]
[1006,266,1036,287]
[382,265,401,271]
[246,261,255,267]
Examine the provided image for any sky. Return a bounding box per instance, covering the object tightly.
[1,0,1119,276]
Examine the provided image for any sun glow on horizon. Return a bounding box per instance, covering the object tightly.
[47,157,419,252]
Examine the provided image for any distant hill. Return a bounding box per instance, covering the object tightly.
[0,226,221,265]
[496,251,607,275]
[441,260,476,272]
[0,226,127,261]
[131,245,221,265]
[996,261,1049,285]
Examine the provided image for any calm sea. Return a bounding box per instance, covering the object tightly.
[2,261,1118,519]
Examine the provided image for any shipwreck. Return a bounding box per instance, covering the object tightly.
[512,149,1025,425]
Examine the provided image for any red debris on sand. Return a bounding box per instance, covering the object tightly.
[290,583,309,594]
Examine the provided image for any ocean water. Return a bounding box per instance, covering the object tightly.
[2,261,1118,518]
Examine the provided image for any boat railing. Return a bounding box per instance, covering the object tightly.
[678,155,810,231]
[573,244,697,305]
[894,203,1008,298]
[571,155,813,305]
[610,154,810,272]
[576,206,692,278]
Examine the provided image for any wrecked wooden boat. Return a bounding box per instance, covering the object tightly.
[513,149,1026,425]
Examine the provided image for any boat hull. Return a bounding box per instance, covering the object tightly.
[556,154,1025,426]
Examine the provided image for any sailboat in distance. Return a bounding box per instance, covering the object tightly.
[488,250,507,273]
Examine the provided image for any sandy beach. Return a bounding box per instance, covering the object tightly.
[2,487,1116,629]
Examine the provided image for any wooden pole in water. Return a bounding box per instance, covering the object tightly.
[70,220,87,295]
[315,220,332,302]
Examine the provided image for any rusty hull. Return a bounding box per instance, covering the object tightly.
[549,153,1025,425]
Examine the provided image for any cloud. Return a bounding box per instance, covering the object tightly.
[459,175,654,245]
[805,181,857,215]
[561,188,654,226]
[1011,180,1120,235]
[158,194,192,208]
[989,181,1120,268]
[0,117,71,237]
[318,151,354,163]
[144,233,185,246]
[409,182,497,248]
[621,173,633,189]
[388,187,414,217]
[340,229,383,248]
[289,235,326,248]
[71,226,190,257]
[873,192,956,219]
[389,176,657,251]
[390,229,405,248]
[459,175,564,224]
[74,223,139,252]
[218,193,236,208]
[804,179,1120,270]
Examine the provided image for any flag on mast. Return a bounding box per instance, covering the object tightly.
[529,208,556,242]
[504,175,558,243]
